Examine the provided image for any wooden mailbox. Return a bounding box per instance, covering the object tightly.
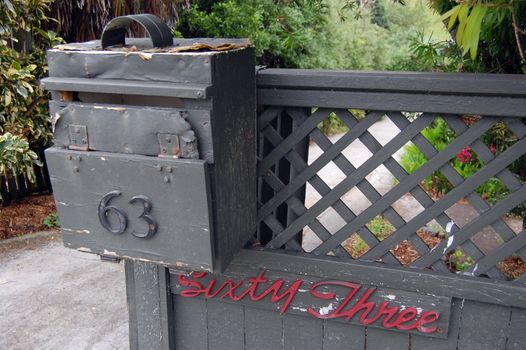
[42,15,256,272]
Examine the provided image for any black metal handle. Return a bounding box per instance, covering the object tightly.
[101,14,173,49]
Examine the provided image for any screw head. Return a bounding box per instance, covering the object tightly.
[73,166,80,173]
[163,176,170,183]
[67,155,73,160]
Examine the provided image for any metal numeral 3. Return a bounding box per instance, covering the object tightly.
[129,195,158,239]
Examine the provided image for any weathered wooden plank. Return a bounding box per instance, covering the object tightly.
[173,296,208,350]
[256,69,526,97]
[207,300,245,350]
[411,298,463,350]
[52,103,204,159]
[506,307,526,350]
[47,40,213,84]
[283,314,323,350]
[457,300,510,350]
[366,327,410,350]
[46,148,214,270]
[232,249,526,309]
[245,307,283,350]
[209,47,257,271]
[257,89,526,118]
[323,321,365,350]
[171,265,452,339]
[125,260,174,350]
[41,77,211,99]
[125,260,139,350]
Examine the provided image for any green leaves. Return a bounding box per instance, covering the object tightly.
[179,0,329,68]
[442,3,489,60]
[0,133,42,184]
[1,0,58,190]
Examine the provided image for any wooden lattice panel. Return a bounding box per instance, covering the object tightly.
[257,107,526,282]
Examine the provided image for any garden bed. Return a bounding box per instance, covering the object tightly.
[0,194,56,240]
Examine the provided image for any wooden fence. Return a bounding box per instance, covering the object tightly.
[162,69,526,350]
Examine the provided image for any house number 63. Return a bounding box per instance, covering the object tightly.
[98,190,158,239]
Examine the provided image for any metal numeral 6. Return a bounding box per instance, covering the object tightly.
[98,191,128,234]
[98,191,158,239]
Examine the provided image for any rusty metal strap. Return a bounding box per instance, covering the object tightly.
[101,14,173,49]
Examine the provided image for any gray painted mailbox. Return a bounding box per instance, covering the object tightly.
[42,15,256,272]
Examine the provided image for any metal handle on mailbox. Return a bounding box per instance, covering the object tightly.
[101,14,173,49]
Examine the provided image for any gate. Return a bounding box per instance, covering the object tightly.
[42,16,526,350]
[162,70,526,350]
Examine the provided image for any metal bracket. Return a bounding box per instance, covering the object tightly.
[100,255,122,263]
[158,132,200,159]
[68,124,89,151]
[158,133,181,158]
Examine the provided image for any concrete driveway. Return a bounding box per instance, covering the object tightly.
[0,232,129,350]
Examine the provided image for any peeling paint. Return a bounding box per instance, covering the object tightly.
[102,249,119,256]
[93,105,126,112]
[77,247,93,253]
[446,221,454,233]
[444,235,454,254]
[62,228,90,234]
[138,52,153,61]
[292,306,308,312]
[318,303,336,316]
[385,294,396,301]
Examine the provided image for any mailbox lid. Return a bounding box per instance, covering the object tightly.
[46,147,214,271]
[47,37,250,85]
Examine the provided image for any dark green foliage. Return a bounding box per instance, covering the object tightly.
[175,0,330,68]
[371,0,389,29]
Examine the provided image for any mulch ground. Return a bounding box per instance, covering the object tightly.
[0,194,56,240]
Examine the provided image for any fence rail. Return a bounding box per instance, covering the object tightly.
[255,69,526,286]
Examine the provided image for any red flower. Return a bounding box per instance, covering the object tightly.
[456,146,472,164]
[489,144,497,154]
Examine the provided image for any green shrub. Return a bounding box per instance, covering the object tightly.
[43,212,60,229]
[176,0,331,68]
[0,0,62,187]
[0,132,42,182]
